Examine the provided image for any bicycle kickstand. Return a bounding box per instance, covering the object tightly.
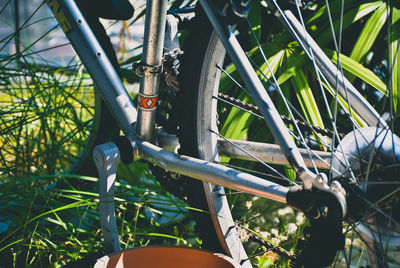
[93,142,121,252]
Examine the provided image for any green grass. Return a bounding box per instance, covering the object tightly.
[0,163,199,267]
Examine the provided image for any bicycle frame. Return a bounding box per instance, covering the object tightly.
[45,0,386,211]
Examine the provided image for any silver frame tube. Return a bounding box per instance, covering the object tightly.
[50,0,137,136]
[199,0,317,186]
[137,141,289,203]
[136,0,169,140]
[217,138,331,169]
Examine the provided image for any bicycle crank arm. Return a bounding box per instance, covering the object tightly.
[93,143,121,252]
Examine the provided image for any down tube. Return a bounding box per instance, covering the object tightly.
[46,0,137,136]
[199,0,316,184]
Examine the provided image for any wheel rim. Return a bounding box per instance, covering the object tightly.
[0,1,100,176]
[192,1,400,267]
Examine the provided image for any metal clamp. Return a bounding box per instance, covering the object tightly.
[133,13,181,79]
[93,142,121,252]
[133,61,163,77]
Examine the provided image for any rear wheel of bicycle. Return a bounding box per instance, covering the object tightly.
[179,1,400,267]
[0,1,118,177]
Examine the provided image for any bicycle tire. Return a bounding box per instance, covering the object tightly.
[179,1,400,267]
[0,1,119,177]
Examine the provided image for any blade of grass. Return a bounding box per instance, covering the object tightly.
[325,49,387,96]
[322,81,368,128]
[350,3,387,63]
[390,6,400,115]
[291,70,325,132]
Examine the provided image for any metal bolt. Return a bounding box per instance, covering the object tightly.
[320,206,328,218]
[308,205,328,220]
[170,172,180,180]
[330,180,342,192]
[213,185,222,192]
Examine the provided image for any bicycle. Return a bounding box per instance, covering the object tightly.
[1,0,399,267]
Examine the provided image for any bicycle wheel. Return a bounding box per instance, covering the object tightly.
[179,1,400,267]
[0,0,118,177]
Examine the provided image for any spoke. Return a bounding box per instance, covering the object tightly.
[2,25,58,68]
[367,187,400,218]
[19,42,71,59]
[360,196,400,229]
[358,181,400,185]
[296,0,360,185]
[216,64,251,97]
[0,1,45,54]
[364,220,388,266]
[0,0,11,16]
[235,224,295,262]
[239,249,269,264]
[269,1,370,185]
[247,53,333,144]
[347,226,356,267]
[384,208,394,261]
[363,128,388,191]
[352,226,377,255]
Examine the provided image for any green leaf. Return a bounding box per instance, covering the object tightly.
[325,49,387,96]
[323,82,368,128]
[291,70,325,129]
[220,46,285,92]
[390,7,400,115]
[314,2,384,48]
[290,69,326,146]
[307,1,383,26]
[273,2,385,87]
[277,45,307,85]
[258,49,285,84]
[285,167,297,181]
[248,0,263,43]
[350,3,387,63]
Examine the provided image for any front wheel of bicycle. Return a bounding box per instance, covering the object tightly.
[179,1,400,267]
[0,1,119,177]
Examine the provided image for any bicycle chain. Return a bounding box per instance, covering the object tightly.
[161,51,342,139]
[218,93,344,138]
